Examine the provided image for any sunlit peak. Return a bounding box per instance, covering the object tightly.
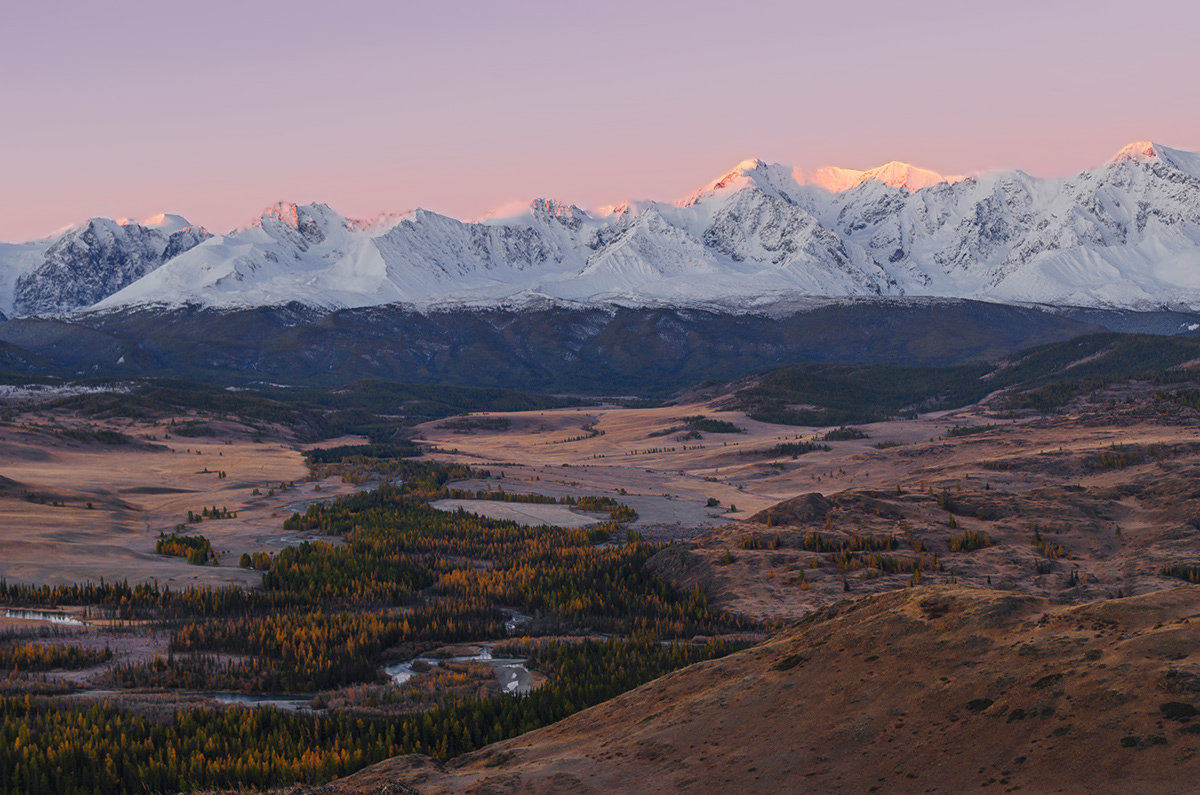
[1110,140,1161,164]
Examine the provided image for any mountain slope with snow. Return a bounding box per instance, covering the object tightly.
[7,142,1200,316]
[0,215,208,316]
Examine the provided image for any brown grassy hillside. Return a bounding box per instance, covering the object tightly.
[322,585,1200,794]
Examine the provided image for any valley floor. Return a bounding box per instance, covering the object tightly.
[0,417,364,589]
[2,375,1200,792]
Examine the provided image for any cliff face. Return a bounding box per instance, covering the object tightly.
[11,218,207,316]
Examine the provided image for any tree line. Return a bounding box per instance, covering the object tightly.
[0,637,744,794]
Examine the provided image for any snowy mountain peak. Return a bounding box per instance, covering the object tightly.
[117,213,195,235]
[1106,141,1200,179]
[257,202,343,229]
[808,166,868,193]
[682,156,960,206]
[858,161,961,192]
[808,161,960,193]
[532,198,591,226]
[481,198,591,227]
[1110,140,1165,165]
[736,157,766,170]
[253,203,348,248]
[682,158,804,206]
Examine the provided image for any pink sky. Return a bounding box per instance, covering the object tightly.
[2,0,1197,241]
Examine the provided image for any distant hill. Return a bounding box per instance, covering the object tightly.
[724,331,1200,425]
[0,299,1109,393]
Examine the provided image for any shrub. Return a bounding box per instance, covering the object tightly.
[823,426,868,441]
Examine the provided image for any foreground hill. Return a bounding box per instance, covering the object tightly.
[304,363,1200,794]
[328,586,1200,794]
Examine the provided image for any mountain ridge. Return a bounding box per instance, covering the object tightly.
[2,141,1199,317]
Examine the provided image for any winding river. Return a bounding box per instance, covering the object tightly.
[384,645,534,695]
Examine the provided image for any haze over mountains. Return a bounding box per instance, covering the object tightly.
[2,141,1200,319]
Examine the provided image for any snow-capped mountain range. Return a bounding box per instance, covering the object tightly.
[3,141,1200,317]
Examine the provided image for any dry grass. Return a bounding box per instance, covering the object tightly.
[0,416,364,588]
[327,585,1200,794]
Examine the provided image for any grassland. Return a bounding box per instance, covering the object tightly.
[3,330,1200,792]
